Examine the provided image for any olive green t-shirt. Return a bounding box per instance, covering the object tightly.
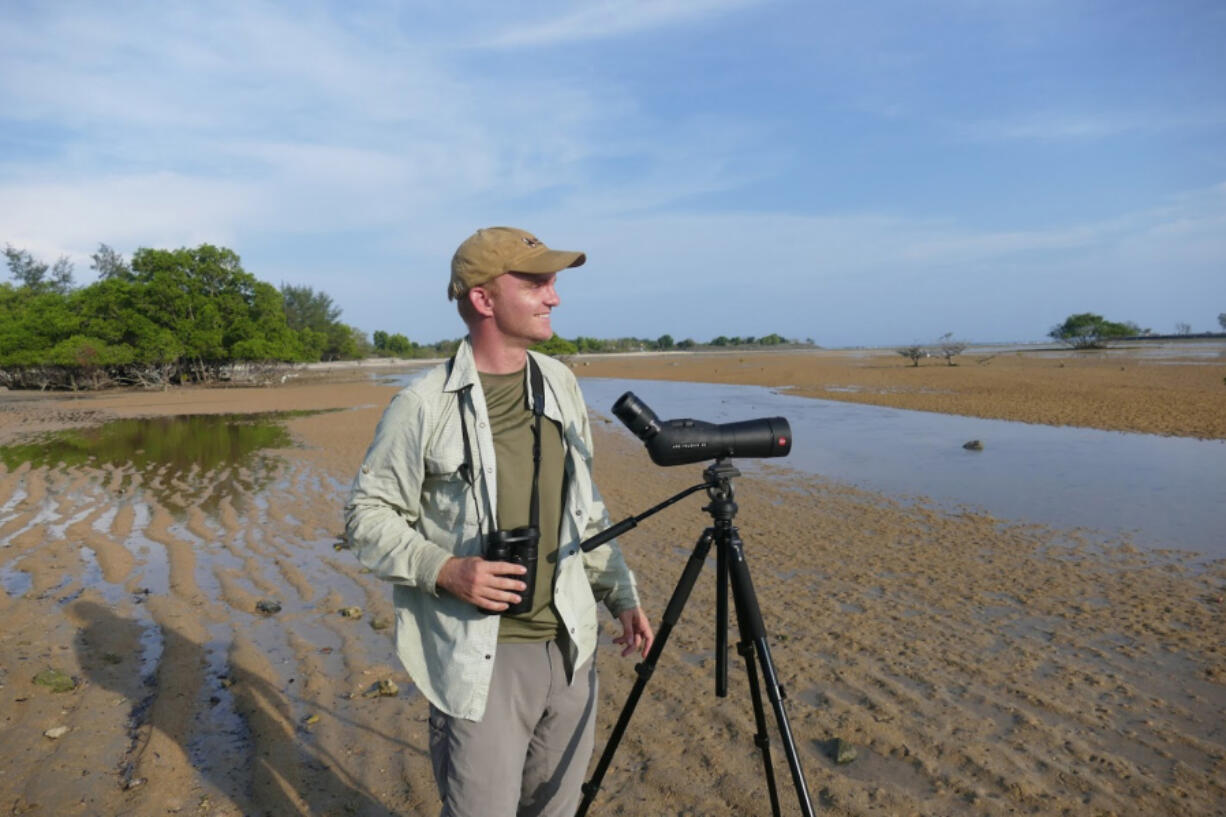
[479,368,566,643]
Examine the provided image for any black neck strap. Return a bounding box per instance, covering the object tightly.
[527,355,544,533]
[454,354,546,535]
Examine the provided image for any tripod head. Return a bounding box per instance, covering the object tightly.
[703,458,742,484]
[703,458,740,522]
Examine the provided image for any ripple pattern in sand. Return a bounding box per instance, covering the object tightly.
[0,447,426,816]
[1,411,1224,816]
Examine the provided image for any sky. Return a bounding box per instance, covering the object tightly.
[1,0,1223,347]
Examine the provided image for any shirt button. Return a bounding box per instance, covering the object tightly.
[485,466,493,474]
[484,654,492,660]
[479,421,487,429]
[569,627,576,635]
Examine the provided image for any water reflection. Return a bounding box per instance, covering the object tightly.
[0,414,295,472]
[0,412,313,513]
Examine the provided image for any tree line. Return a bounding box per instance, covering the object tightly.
[1,242,366,390]
[2,241,815,391]
[533,332,811,357]
[1048,312,1226,349]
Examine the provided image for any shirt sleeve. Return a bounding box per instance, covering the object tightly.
[571,377,641,617]
[344,391,454,595]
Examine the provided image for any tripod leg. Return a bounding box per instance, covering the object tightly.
[726,531,816,817]
[716,528,728,697]
[727,532,783,817]
[576,529,715,817]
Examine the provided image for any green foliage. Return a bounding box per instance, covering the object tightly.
[0,242,342,388]
[4,244,75,294]
[373,330,413,357]
[90,244,132,281]
[371,331,460,359]
[345,325,374,359]
[573,336,606,353]
[1048,313,1137,349]
[281,283,357,358]
[384,333,414,357]
[557,332,804,355]
[531,333,579,357]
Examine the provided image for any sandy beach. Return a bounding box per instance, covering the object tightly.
[574,343,1226,440]
[1,346,1224,816]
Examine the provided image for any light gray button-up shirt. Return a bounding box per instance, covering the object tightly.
[344,338,640,720]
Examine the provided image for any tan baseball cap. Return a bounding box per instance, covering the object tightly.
[448,226,586,300]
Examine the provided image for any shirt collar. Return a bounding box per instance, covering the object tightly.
[443,336,480,393]
[446,339,561,423]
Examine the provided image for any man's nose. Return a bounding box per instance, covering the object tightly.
[543,283,560,307]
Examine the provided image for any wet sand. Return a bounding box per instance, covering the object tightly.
[1,349,1224,816]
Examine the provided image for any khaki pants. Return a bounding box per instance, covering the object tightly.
[428,641,597,817]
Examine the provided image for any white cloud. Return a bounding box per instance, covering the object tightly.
[0,173,253,266]
[1,2,1221,345]
[946,109,1226,144]
[0,0,784,268]
[483,0,764,48]
[540,179,1226,344]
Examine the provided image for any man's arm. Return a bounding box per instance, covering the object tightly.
[344,391,454,593]
[567,375,653,656]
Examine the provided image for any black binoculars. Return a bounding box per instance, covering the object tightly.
[485,526,539,616]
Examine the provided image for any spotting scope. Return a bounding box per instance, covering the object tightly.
[612,392,792,467]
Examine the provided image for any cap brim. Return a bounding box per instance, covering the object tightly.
[509,249,586,274]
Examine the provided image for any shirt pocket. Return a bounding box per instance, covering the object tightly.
[421,452,473,536]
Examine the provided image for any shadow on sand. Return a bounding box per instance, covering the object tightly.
[72,600,427,816]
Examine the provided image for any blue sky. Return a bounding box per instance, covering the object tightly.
[1,0,1223,347]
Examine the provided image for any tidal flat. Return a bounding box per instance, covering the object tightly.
[0,346,1223,816]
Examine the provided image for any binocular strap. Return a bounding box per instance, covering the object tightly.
[454,355,547,539]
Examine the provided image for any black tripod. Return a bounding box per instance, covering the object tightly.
[576,459,815,817]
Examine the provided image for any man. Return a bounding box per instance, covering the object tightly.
[345,226,653,817]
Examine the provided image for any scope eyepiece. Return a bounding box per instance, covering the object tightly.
[612,391,792,467]
[613,392,662,441]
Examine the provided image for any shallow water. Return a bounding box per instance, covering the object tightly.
[0,413,296,472]
[0,412,321,517]
[371,368,1226,556]
[576,378,1226,558]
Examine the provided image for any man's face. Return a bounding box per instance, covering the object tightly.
[481,271,561,347]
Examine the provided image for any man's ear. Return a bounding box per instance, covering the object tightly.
[469,284,497,318]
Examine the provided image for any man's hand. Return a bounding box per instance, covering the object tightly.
[436,556,527,612]
[613,607,654,658]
